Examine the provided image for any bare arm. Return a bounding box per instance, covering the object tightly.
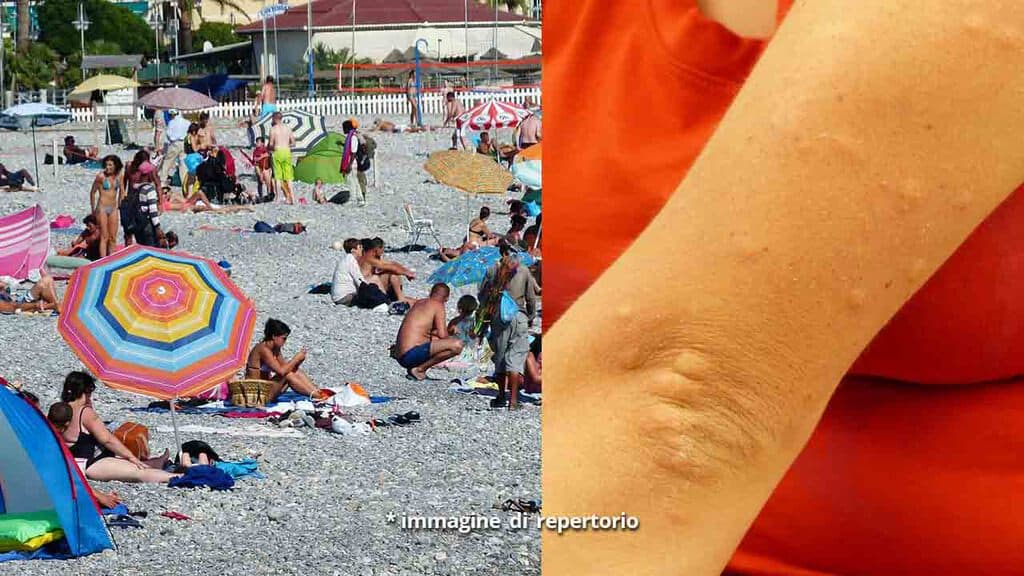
[89,176,100,212]
[433,306,450,339]
[366,255,415,278]
[544,2,1024,574]
[258,345,303,376]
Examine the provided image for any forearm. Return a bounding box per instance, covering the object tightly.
[544,1,1024,573]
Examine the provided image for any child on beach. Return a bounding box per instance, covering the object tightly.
[447,295,479,347]
[313,178,327,204]
[252,137,273,201]
[47,402,123,509]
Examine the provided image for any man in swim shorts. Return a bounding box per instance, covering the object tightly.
[255,76,277,118]
[392,283,464,381]
[268,111,295,204]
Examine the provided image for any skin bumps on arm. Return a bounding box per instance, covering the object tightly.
[544,1,1024,574]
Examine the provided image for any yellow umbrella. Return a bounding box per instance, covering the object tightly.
[70,74,139,95]
[424,150,512,195]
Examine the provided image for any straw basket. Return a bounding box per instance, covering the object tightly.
[228,379,274,407]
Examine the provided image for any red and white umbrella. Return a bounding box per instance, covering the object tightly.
[456,99,531,131]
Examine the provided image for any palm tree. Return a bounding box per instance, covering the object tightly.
[15,0,30,53]
[173,0,251,55]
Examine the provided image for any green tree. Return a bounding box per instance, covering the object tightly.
[6,42,59,90]
[38,0,152,57]
[296,43,371,79]
[192,22,241,49]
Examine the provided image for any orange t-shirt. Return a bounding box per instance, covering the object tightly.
[548,1,1024,573]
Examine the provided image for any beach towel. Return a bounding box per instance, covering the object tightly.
[214,459,264,480]
[450,379,541,405]
[155,425,303,439]
[0,205,49,281]
[168,465,234,491]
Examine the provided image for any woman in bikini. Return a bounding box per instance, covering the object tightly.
[89,155,123,258]
[405,71,419,127]
[245,318,327,403]
[58,371,177,483]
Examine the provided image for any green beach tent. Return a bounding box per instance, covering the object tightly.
[294,132,347,185]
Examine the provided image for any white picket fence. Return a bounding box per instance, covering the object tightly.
[66,87,541,123]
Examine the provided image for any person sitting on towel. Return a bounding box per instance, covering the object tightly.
[45,401,122,509]
[54,372,178,483]
[392,283,464,381]
[63,136,99,165]
[245,318,329,402]
[0,270,61,313]
[58,213,101,261]
[358,237,417,306]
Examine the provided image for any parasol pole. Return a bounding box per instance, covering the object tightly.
[533,223,540,250]
[169,395,183,463]
[30,121,39,187]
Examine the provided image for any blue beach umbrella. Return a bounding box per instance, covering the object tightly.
[427,246,537,288]
[0,103,73,183]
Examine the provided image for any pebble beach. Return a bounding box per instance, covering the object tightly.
[0,117,540,576]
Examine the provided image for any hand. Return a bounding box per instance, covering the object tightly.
[295,349,307,363]
[129,456,145,470]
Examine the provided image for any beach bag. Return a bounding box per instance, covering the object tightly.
[498,291,519,324]
[274,222,306,234]
[340,131,356,174]
[355,134,374,172]
[113,422,150,460]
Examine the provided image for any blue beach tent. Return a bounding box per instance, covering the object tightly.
[0,385,112,558]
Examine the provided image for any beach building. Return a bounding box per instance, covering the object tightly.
[234,0,540,79]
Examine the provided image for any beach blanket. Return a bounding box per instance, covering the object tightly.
[215,459,264,480]
[133,389,390,417]
[168,465,234,490]
[0,205,49,280]
[450,379,542,405]
[155,424,303,438]
[0,545,72,563]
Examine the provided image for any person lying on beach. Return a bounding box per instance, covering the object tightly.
[359,237,417,305]
[63,136,99,165]
[246,318,330,403]
[0,270,60,313]
[58,213,101,261]
[0,163,37,191]
[392,283,464,381]
[0,300,49,314]
[54,373,178,483]
[160,186,253,215]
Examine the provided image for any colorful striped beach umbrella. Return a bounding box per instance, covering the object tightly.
[456,99,532,131]
[255,109,328,156]
[57,245,256,401]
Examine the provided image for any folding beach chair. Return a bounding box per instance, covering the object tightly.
[403,203,442,250]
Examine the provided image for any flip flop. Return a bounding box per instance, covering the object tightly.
[387,414,411,426]
[107,514,143,529]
